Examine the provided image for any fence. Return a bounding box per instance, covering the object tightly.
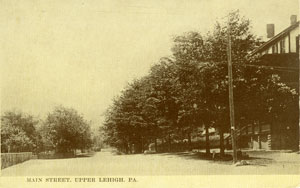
[1,152,32,169]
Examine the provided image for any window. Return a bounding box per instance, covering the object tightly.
[280,39,285,53]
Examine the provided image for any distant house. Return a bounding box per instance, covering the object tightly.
[238,15,299,151]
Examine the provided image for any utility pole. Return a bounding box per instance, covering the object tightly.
[298,36,300,151]
[227,17,238,163]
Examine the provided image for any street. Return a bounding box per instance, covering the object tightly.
[1,150,300,176]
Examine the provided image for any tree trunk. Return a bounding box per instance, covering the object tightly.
[205,125,210,156]
[258,120,262,149]
[124,143,128,154]
[188,132,192,151]
[168,133,171,152]
[220,127,225,157]
[161,138,165,152]
[154,138,158,153]
[129,143,132,154]
[141,137,144,153]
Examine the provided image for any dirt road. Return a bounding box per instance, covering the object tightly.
[1,150,299,176]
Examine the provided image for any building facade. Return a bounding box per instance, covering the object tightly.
[239,15,300,151]
[251,15,299,56]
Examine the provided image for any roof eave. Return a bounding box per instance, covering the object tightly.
[250,21,299,56]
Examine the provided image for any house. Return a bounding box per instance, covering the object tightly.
[238,15,299,151]
[250,15,299,88]
[251,15,299,56]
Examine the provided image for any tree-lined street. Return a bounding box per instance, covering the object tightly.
[1,1,299,184]
[1,1,299,188]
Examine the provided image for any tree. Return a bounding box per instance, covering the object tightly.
[145,58,183,152]
[170,10,261,156]
[42,106,92,153]
[103,10,298,157]
[102,84,145,153]
[1,111,39,153]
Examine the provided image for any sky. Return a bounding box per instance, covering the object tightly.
[1,0,299,128]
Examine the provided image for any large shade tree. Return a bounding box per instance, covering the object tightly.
[170,10,262,155]
[42,106,92,153]
[1,111,39,153]
[102,10,298,156]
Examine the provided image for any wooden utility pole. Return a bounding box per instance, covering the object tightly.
[227,18,238,163]
[298,36,300,151]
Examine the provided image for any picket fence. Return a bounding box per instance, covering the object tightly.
[1,152,32,169]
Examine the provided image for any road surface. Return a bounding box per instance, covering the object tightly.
[1,150,300,176]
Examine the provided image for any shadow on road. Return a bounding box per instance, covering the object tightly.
[155,151,274,166]
[37,152,95,160]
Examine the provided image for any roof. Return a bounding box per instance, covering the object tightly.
[250,21,299,56]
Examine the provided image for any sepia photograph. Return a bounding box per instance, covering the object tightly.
[1,0,299,187]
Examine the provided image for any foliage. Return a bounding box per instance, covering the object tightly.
[102,11,298,154]
[1,111,38,153]
[42,106,92,153]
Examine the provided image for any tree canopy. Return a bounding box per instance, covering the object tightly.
[1,111,39,152]
[102,11,298,154]
[41,106,92,153]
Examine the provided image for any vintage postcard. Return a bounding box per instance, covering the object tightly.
[1,0,299,187]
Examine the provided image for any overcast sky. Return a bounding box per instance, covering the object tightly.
[1,0,299,128]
